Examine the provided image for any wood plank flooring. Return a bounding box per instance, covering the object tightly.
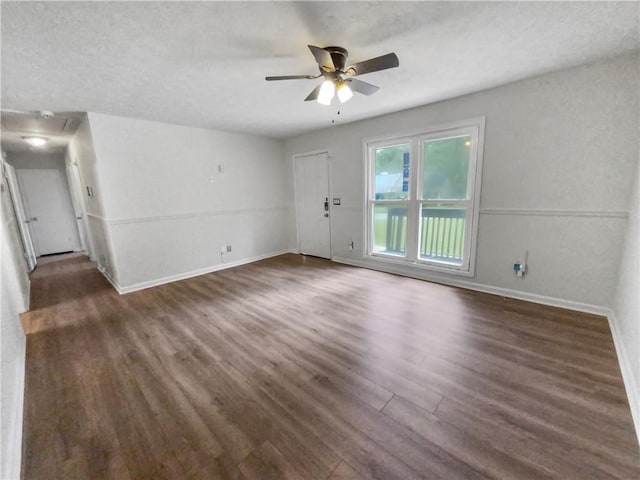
[20,253,639,479]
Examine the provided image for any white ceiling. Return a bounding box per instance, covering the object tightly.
[1,1,638,141]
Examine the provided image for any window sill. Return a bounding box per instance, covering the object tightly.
[365,253,476,278]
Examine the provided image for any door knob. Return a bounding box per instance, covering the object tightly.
[324,213,329,218]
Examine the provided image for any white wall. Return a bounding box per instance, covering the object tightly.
[67,115,113,274]
[7,151,65,170]
[86,113,290,291]
[612,156,640,440]
[284,53,639,311]
[0,157,28,479]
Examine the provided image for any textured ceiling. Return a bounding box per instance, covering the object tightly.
[1,1,639,140]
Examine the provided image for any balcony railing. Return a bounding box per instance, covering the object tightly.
[384,207,466,264]
[420,207,465,263]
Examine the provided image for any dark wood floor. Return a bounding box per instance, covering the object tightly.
[21,253,639,479]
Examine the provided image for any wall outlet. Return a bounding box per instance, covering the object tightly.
[226,245,232,252]
[513,262,526,277]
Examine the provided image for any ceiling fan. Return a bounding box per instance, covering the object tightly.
[266,45,399,105]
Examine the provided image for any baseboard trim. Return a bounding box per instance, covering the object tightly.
[607,310,640,446]
[98,265,122,294]
[102,250,290,295]
[331,256,608,316]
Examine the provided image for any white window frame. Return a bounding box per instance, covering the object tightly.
[364,117,485,277]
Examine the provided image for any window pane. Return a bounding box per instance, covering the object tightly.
[374,144,410,200]
[419,204,465,265]
[372,204,408,255]
[422,136,470,200]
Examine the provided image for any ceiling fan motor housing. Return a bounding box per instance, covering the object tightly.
[325,46,348,72]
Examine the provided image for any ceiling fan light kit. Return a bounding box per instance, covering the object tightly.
[336,81,353,103]
[266,45,399,106]
[318,80,335,105]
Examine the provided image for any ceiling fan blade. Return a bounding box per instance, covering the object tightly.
[308,45,335,72]
[346,52,399,76]
[346,78,379,96]
[304,84,322,102]
[265,75,319,81]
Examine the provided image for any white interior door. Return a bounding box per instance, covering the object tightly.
[17,169,81,256]
[3,162,36,270]
[65,161,90,254]
[295,152,331,259]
